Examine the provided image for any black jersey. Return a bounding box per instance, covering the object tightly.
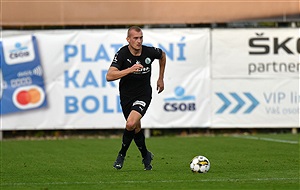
[110,45,162,98]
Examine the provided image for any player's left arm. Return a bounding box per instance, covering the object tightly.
[157,51,166,94]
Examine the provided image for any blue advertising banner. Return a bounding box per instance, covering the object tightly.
[0,35,47,114]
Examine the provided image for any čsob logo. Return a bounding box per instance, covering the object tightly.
[164,86,196,112]
[9,42,30,59]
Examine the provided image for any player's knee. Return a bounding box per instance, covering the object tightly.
[135,127,141,134]
[126,120,135,131]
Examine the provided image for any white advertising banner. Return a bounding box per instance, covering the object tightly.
[211,28,299,128]
[2,28,298,130]
[1,29,211,130]
[212,28,299,78]
[144,73,211,128]
[212,79,299,127]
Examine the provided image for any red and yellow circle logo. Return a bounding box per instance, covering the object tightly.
[16,88,41,105]
[13,85,45,109]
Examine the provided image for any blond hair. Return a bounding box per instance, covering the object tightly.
[127,26,142,37]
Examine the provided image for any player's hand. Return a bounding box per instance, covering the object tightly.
[130,64,143,73]
[157,79,164,94]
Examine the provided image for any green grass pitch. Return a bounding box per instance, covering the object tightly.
[1,133,299,190]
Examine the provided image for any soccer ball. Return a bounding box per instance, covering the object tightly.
[190,155,210,173]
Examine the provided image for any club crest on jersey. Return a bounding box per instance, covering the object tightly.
[136,60,141,64]
[145,57,151,64]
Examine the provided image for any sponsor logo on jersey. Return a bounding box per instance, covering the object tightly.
[133,67,150,74]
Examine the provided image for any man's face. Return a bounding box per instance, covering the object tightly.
[127,30,143,51]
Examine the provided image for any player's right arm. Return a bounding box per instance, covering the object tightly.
[106,64,143,82]
[106,50,143,82]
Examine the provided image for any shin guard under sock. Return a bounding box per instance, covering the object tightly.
[134,130,148,158]
[119,129,135,156]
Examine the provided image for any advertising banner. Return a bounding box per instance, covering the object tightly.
[212,29,299,78]
[144,69,211,128]
[143,29,211,128]
[1,29,298,130]
[1,29,211,130]
[0,35,47,115]
[212,79,299,127]
[211,28,299,128]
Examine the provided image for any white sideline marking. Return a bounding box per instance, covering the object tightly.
[232,135,299,144]
[1,178,298,187]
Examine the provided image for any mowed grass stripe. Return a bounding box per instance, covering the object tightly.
[1,177,299,187]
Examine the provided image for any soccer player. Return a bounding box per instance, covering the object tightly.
[106,26,166,170]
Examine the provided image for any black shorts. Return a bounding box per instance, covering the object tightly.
[120,96,152,119]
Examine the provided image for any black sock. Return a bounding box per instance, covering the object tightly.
[119,129,135,156]
[134,130,148,158]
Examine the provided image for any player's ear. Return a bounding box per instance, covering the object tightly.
[126,37,130,43]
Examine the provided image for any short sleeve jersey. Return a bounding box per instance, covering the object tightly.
[110,45,162,98]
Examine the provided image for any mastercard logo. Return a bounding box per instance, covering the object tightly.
[13,85,45,109]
